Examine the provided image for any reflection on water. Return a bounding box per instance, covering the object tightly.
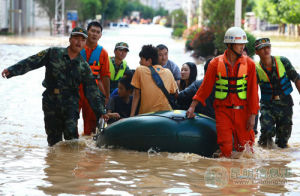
[1,25,300,195]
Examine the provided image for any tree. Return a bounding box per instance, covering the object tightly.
[35,0,55,35]
[280,0,300,24]
[102,0,125,21]
[202,0,248,53]
[78,0,102,22]
[155,7,168,17]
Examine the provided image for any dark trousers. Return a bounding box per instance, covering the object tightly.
[259,103,292,147]
[43,97,79,146]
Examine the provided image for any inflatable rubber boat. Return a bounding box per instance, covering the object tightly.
[96,110,218,157]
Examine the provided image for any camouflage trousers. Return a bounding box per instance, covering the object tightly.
[259,103,293,148]
[42,96,79,146]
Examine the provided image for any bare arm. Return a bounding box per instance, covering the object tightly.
[186,100,199,118]
[130,88,140,117]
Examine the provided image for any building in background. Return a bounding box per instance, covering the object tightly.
[0,0,36,34]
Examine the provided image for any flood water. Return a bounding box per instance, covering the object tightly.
[1,24,300,195]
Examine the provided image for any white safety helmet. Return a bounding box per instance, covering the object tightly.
[224,27,248,44]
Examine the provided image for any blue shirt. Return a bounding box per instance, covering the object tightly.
[163,60,181,81]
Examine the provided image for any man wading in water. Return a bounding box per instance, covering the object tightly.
[1,27,108,146]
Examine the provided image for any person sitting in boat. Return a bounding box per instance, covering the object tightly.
[130,45,178,116]
[179,62,197,91]
[176,58,215,119]
[107,77,133,124]
[157,44,181,86]
[110,69,135,98]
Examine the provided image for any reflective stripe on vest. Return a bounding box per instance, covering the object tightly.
[80,45,103,77]
[109,57,127,81]
[255,56,293,101]
[215,56,248,100]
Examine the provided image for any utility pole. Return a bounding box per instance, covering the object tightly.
[187,0,192,28]
[198,0,203,28]
[234,0,242,27]
[54,0,65,35]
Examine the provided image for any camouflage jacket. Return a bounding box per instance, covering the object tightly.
[258,56,300,106]
[7,47,106,118]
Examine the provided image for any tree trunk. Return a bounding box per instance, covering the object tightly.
[49,17,53,36]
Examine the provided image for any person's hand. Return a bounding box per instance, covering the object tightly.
[108,113,121,119]
[101,114,109,122]
[246,114,256,131]
[186,106,196,119]
[1,69,10,78]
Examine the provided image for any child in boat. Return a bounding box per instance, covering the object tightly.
[107,77,133,124]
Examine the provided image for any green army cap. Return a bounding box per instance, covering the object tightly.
[254,38,271,50]
[115,42,129,52]
[70,27,88,38]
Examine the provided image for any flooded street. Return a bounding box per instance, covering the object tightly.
[1,24,300,195]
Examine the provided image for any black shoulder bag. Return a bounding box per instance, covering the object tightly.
[148,66,175,109]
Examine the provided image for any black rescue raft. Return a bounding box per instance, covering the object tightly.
[96,110,218,157]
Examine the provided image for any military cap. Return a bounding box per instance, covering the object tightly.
[115,42,129,51]
[70,27,88,38]
[254,38,271,50]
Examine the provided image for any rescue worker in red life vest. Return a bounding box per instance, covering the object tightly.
[255,38,300,148]
[109,42,130,93]
[186,27,259,158]
[79,21,111,136]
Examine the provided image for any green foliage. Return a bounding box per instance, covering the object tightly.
[155,7,168,16]
[103,0,126,20]
[190,29,216,58]
[280,0,300,24]
[172,24,186,38]
[245,31,256,58]
[252,0,300,24]
[79,0,102,22]
[202,0,248,53]
[123,0,155,19]
[169,9,186,26]
[203,0,234,53]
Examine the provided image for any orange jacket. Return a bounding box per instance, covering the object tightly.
[193,50,259,115]
[83,45,111,79]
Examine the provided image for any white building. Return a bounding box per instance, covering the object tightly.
[0,0,36,34]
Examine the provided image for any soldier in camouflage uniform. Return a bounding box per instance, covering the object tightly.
[255,38,300,148]
[1,27,108,146]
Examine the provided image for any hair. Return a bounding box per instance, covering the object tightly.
[119,77,133,91]
[204,58,213,74]
[87,21,103,32]
[179,62,197,90]
[139,45,158,65]
[156,44,168,51]
[123,69,135,81]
